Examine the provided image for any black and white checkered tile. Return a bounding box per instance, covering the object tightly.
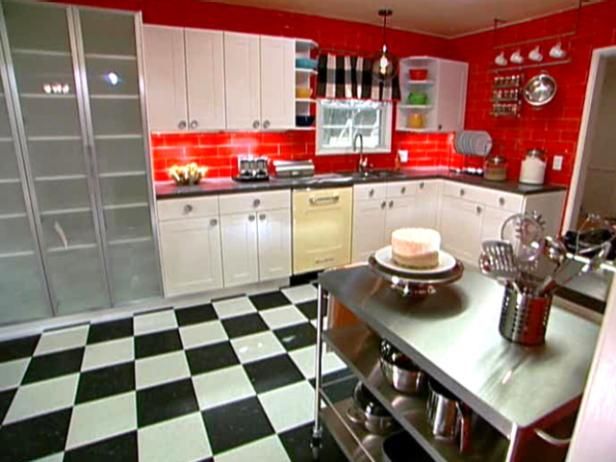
[0,284,355,462]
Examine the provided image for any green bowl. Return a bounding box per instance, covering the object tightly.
[407,92,428,105]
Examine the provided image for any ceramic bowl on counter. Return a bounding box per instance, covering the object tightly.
[380,339,427,394]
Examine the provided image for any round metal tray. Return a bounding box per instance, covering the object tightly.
[368,255,464,297]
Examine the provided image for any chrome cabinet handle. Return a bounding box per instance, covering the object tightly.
[315,256,334,264]
[183,204,193,214]
[401,186,406,194]
[252,120,260,129]
[369,189,375,197]
[248,214,256,222]
[263,120,270,129]
[499,197,505,206]
[380,201,386,209]
[259,213,266,221]
[190,120,198,129]
[388,200,394,208]
[419,182,425,189]
[210,218,218,226]
[476,205,483,215]
[178,120,187,129]
[460,189,465,197]
[253,198,261,208]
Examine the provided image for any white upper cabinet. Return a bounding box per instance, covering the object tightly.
[260,36,295,129]
[185,28,226,130]
[143,25,226,132]
[224,32,261,130]
[434,59,468,132]
[397,57,468,133]
[143,25,187,132]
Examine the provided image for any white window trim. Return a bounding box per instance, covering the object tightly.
[315,99,393,156]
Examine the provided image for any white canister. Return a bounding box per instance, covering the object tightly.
[520,149,547,185]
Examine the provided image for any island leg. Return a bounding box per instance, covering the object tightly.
[311,283,327,458]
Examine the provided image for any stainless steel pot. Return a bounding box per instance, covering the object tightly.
[379,339,426,394]
[347,382,397,435]
[426,380,472,453]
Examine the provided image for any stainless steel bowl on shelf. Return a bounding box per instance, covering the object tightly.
[346,382,398,436]
[379,339,426,395]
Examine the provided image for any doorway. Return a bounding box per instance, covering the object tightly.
[564,46,616,230]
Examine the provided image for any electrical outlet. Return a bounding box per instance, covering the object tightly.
[553,155,564,171]
[398,150,409,163]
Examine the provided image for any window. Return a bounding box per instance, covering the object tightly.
[316,99,393,155]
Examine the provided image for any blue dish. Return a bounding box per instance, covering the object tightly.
[296,58,318,70]
[296,115,315,127]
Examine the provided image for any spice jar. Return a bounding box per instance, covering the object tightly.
[483,155,508,182]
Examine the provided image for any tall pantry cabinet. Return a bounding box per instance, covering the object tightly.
[0,1,162,324]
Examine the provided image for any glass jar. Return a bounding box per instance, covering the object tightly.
[520,148,547,185]
[483,155,508,182]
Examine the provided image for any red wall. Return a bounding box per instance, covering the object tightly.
[57,0,616,184]
[451,0,616,185]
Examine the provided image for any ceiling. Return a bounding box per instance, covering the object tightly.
[209,0,589,37]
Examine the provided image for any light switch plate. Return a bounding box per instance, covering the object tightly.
[398,150,409,163]
[553,155,564,171]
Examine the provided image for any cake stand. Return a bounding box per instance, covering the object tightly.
[368,254,464,297]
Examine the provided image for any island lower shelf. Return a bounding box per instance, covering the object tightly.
[323,323,510,462]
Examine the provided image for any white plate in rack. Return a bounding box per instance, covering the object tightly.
[373,246,457,275]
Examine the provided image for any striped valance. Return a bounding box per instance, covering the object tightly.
[316,53,400,101]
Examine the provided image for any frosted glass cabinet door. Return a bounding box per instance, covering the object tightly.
[79,9,161,303]
[3,0,109,314]
[0,60,51,324]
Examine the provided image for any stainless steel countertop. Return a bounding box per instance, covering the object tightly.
[156,168,566,199]
[318,266,599,437]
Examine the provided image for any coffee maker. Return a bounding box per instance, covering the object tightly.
[235,155,269,182]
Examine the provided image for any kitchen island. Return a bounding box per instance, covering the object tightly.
[312,265,599,462]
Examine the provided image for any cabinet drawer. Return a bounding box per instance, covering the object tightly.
[386,181,417,198]
[486,191,523,213]
[354,183,388,202]
[157,196,219,221]
[219,190,290,214]
[442,181,483,202]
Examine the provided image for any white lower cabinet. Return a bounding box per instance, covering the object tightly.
[257,209,292,281]
[480,206,515,243]
[352,199,387,262]
[413,181,441,229]
[439,196,483,264]
[159,217,223,296]
[384,197,415,242]
[220,213,259,288]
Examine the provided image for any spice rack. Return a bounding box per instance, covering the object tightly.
[491,73,523,118]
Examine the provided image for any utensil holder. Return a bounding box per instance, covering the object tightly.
[499,283,552,346]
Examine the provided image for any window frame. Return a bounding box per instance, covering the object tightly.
[315,99,393,156]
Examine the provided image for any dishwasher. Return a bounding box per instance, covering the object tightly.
[292,187,353,274]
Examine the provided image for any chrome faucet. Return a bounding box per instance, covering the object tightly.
[353,133,368,175]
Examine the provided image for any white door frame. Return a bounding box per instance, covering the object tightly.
[562,45,616,231]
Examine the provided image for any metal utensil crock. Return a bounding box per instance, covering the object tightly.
[426,380,472,453]
[499,282,552,346]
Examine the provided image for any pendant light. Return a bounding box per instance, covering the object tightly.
[372,8,398,81]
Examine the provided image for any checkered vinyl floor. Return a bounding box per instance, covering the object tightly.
[0,284,355,462]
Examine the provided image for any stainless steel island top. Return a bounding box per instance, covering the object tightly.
[318,266,599,438]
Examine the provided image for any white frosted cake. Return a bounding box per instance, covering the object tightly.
[391,228,441,269]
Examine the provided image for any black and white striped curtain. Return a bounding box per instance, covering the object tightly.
[316,54,400,101]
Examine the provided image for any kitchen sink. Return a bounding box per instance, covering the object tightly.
[301,175,354,186]
[353,170,407,179]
